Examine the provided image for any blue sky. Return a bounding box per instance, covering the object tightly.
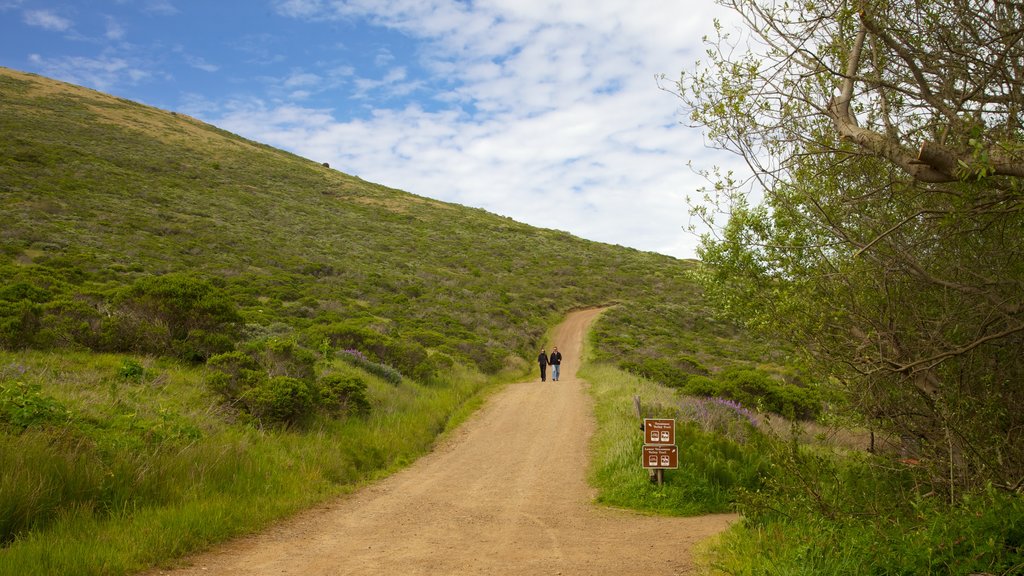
[1,0,737,259]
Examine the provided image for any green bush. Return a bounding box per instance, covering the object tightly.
[40,296,104,350]
[681,374,718,397]
[108,274,242,361]
[383,339,427,375]
[241,376,317,427]
[313,321,388,360]
[261,338,316,381]
[684,367,821,420]
[117,358,145,380]
[412,352,455,385]
[0,300,42,350]
[206,350,263,400]
[207,338,360,427]
[318,374,370,416]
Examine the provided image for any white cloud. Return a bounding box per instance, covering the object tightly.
[273,0,324,19]
[28,53,152,91]
[23,9,72,31]
[144,0,178,16]
[212,0,738,258]
[185,55,219,72]
[104,16,125,40]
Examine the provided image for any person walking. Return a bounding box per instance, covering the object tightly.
[537,347,549,382]
[549,346,562,381]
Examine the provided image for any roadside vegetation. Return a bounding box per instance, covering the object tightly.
[581,346,1024,575]
[0,349,496,576]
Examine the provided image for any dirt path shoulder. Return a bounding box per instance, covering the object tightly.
[148,308,736,576]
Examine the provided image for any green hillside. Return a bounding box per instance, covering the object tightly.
[0,66,780,574]
[0,65,780,384]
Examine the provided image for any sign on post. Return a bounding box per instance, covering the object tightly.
[643,418,675,445]
[641,418,677,472]
[641,444,678,469]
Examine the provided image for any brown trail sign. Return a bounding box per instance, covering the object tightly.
[641,418,677,486]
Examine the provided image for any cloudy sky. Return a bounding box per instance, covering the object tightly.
[0,0,738,259]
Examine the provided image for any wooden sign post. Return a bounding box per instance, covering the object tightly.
[641,418,677,486]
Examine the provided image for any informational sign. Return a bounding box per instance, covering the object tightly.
[641,444,678,469]
[643,418,675,445]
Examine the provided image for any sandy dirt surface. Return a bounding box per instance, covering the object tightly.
[146,308,736,576]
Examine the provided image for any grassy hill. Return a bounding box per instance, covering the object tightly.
[0,65,778,382]
[0,66,782,574]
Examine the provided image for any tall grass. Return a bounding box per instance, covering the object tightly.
[0,352,506,576]
[707,453,1024,575]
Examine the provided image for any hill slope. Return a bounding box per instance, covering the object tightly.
[1,65,763,379]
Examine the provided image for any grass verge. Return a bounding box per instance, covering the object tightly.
[0,351,510,576]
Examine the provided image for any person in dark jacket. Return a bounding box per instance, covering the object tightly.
[549,346,562,381]
[538,348,549,381]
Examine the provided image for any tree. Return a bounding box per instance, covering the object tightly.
[675,0,1024,495]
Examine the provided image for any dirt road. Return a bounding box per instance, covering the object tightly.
[148,308,736,575]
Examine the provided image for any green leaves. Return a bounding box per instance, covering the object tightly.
[0,380,69,431]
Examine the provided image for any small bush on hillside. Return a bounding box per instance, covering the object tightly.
[108,274,241,361]
[241,376,317,427]
[39,295,105,349]
[678,396,761,445]
[208,339,373,427]
[313,321,388,359]
[117,358,145,381]
[318,374,370,416]
[0,300,42,350]
[716,367,820,420]
[311,322,437,379]
[412,352,455,385]
[621,357,689,388]
[383,339,428,375]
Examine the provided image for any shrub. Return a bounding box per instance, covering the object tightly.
[117,358,145,381]
[261,338,316,380]
[412,352,455,385]
[681,374,718,397]
[40,296,104,349]
[313,321,388,360]
[108,273,242,361]
[678,396,761,444]
[318,374,370,416]
[382,339,427,375]
[241,376,317,427]
[207,338,350,427]
[0,300,43,350]
[690,367,823,421]
[206,350,263,400]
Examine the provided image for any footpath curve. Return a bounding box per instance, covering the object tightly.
[147,308,736,575]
